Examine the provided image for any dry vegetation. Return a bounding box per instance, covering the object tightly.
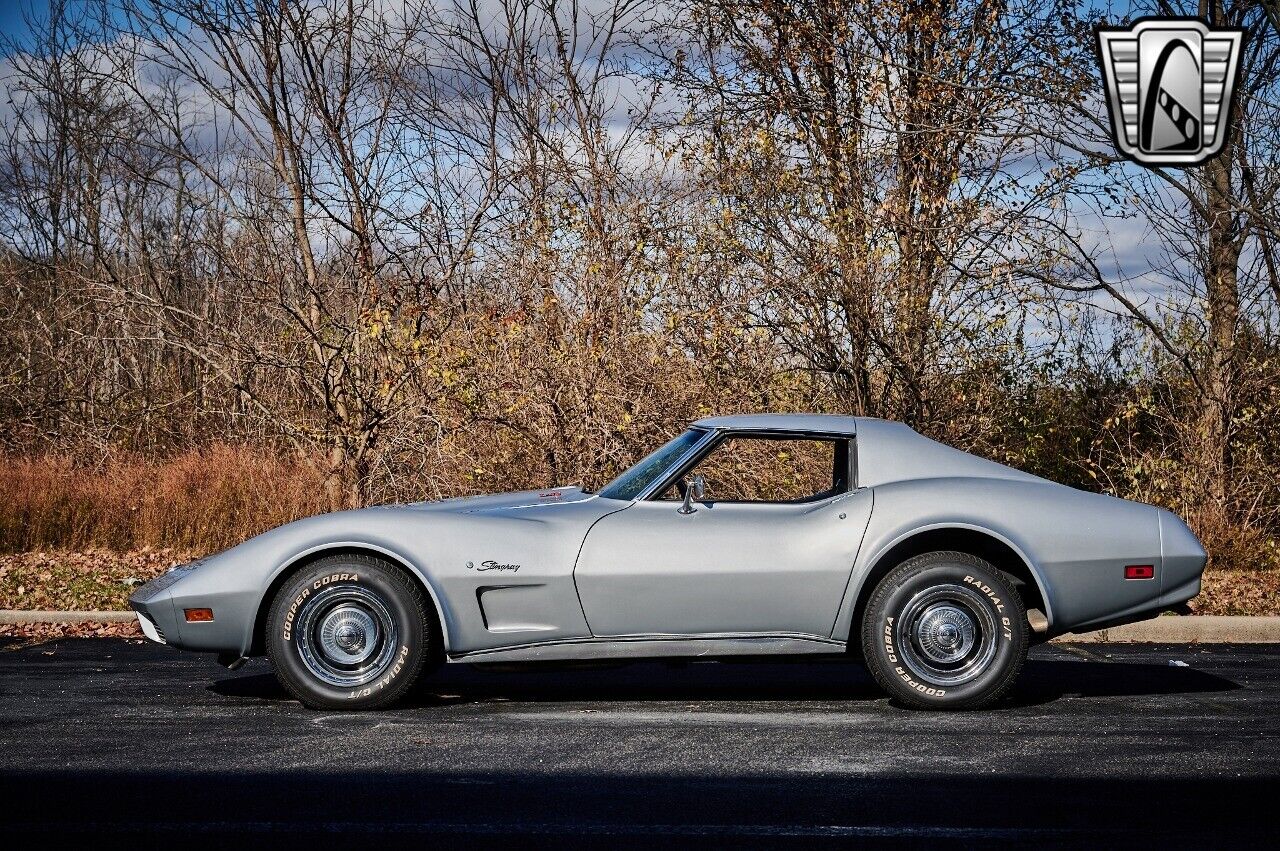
[0,448,326,552]
[1,1,1279,613]
[0,622,144,643]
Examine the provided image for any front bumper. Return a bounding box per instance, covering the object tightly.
[128,565,194,648]
[135,610,167,644]
[128,560,256,654]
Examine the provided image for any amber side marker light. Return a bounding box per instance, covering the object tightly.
[1124,565,1155,580]
[184,608,215,622]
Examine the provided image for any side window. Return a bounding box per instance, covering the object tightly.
[659,437,847,503]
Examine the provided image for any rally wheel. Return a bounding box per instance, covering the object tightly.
[266,554,432,710]
[861,551,1028,710]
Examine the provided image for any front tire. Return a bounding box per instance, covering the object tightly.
[266,555,432,710]
[861,551,1028,710]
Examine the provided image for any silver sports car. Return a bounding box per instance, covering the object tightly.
[130,414,1206,710]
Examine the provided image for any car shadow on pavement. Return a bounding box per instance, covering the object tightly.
[211,658,885,705]
[1004,657,1240,707]
[209,655,1240,709]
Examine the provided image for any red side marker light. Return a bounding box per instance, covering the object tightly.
[1124,565,1155,580]
[184,608,215,622]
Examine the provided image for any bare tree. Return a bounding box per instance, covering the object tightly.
[66,0,519,506]
[656,0,1093,430]
[1044,0,1280,530]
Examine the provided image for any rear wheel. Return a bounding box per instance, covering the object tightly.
[860,551,1027,710]
[266,555,432,710]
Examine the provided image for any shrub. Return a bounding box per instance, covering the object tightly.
[0,447,329,554]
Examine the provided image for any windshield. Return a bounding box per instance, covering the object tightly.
[598,428,707,501]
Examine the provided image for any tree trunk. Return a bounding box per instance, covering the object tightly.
[1198,149,1241,523]
[1194,0,1244,525]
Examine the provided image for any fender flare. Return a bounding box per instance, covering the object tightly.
[833,521,1055,643]
[251,540,454,656]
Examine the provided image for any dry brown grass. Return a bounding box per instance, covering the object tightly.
[1189,568,1280,616]
[1188,508,1280,575]
[0,447,329,554]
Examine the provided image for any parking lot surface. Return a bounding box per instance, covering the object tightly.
[1,638,1277,846]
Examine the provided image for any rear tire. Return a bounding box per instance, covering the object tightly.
[266,555,432,710]
[860,551,1027,710]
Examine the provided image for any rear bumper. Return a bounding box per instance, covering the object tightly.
[1063,509,1206,636]
[1064,574,1202,635]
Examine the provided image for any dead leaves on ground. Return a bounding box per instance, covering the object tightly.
[0,620,143,648]
[1190,569,1280,616]
[0,549,194,611]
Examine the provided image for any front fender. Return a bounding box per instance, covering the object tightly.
[131,496,616,657]
[262,538,454,655]
[131,510,457,657]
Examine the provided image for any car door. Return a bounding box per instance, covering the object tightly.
[573,434,874,638]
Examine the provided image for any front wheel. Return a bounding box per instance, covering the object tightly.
[860,551,1028,710]
[266,555,432,710]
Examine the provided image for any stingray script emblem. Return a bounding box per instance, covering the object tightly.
[466,560,520,572]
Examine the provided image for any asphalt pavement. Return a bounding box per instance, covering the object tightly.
[1,638,1277,847]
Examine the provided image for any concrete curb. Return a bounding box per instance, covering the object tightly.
[0,610,137,625]
[2,610,1279,641]
[1053,615,1280,644]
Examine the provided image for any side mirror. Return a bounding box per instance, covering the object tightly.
[678,474,706,514]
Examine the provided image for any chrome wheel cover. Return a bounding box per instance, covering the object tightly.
[895,585,998,687]
[294,585,400,688]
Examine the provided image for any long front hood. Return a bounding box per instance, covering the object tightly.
[129,484,623,657]
[404,486,594,515]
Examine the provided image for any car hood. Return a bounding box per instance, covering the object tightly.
[402,486,597,515]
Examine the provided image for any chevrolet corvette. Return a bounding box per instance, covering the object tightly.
[130,414,1206,710]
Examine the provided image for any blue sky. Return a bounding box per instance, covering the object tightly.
[0,2,34,44]
[0,1,132,48]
